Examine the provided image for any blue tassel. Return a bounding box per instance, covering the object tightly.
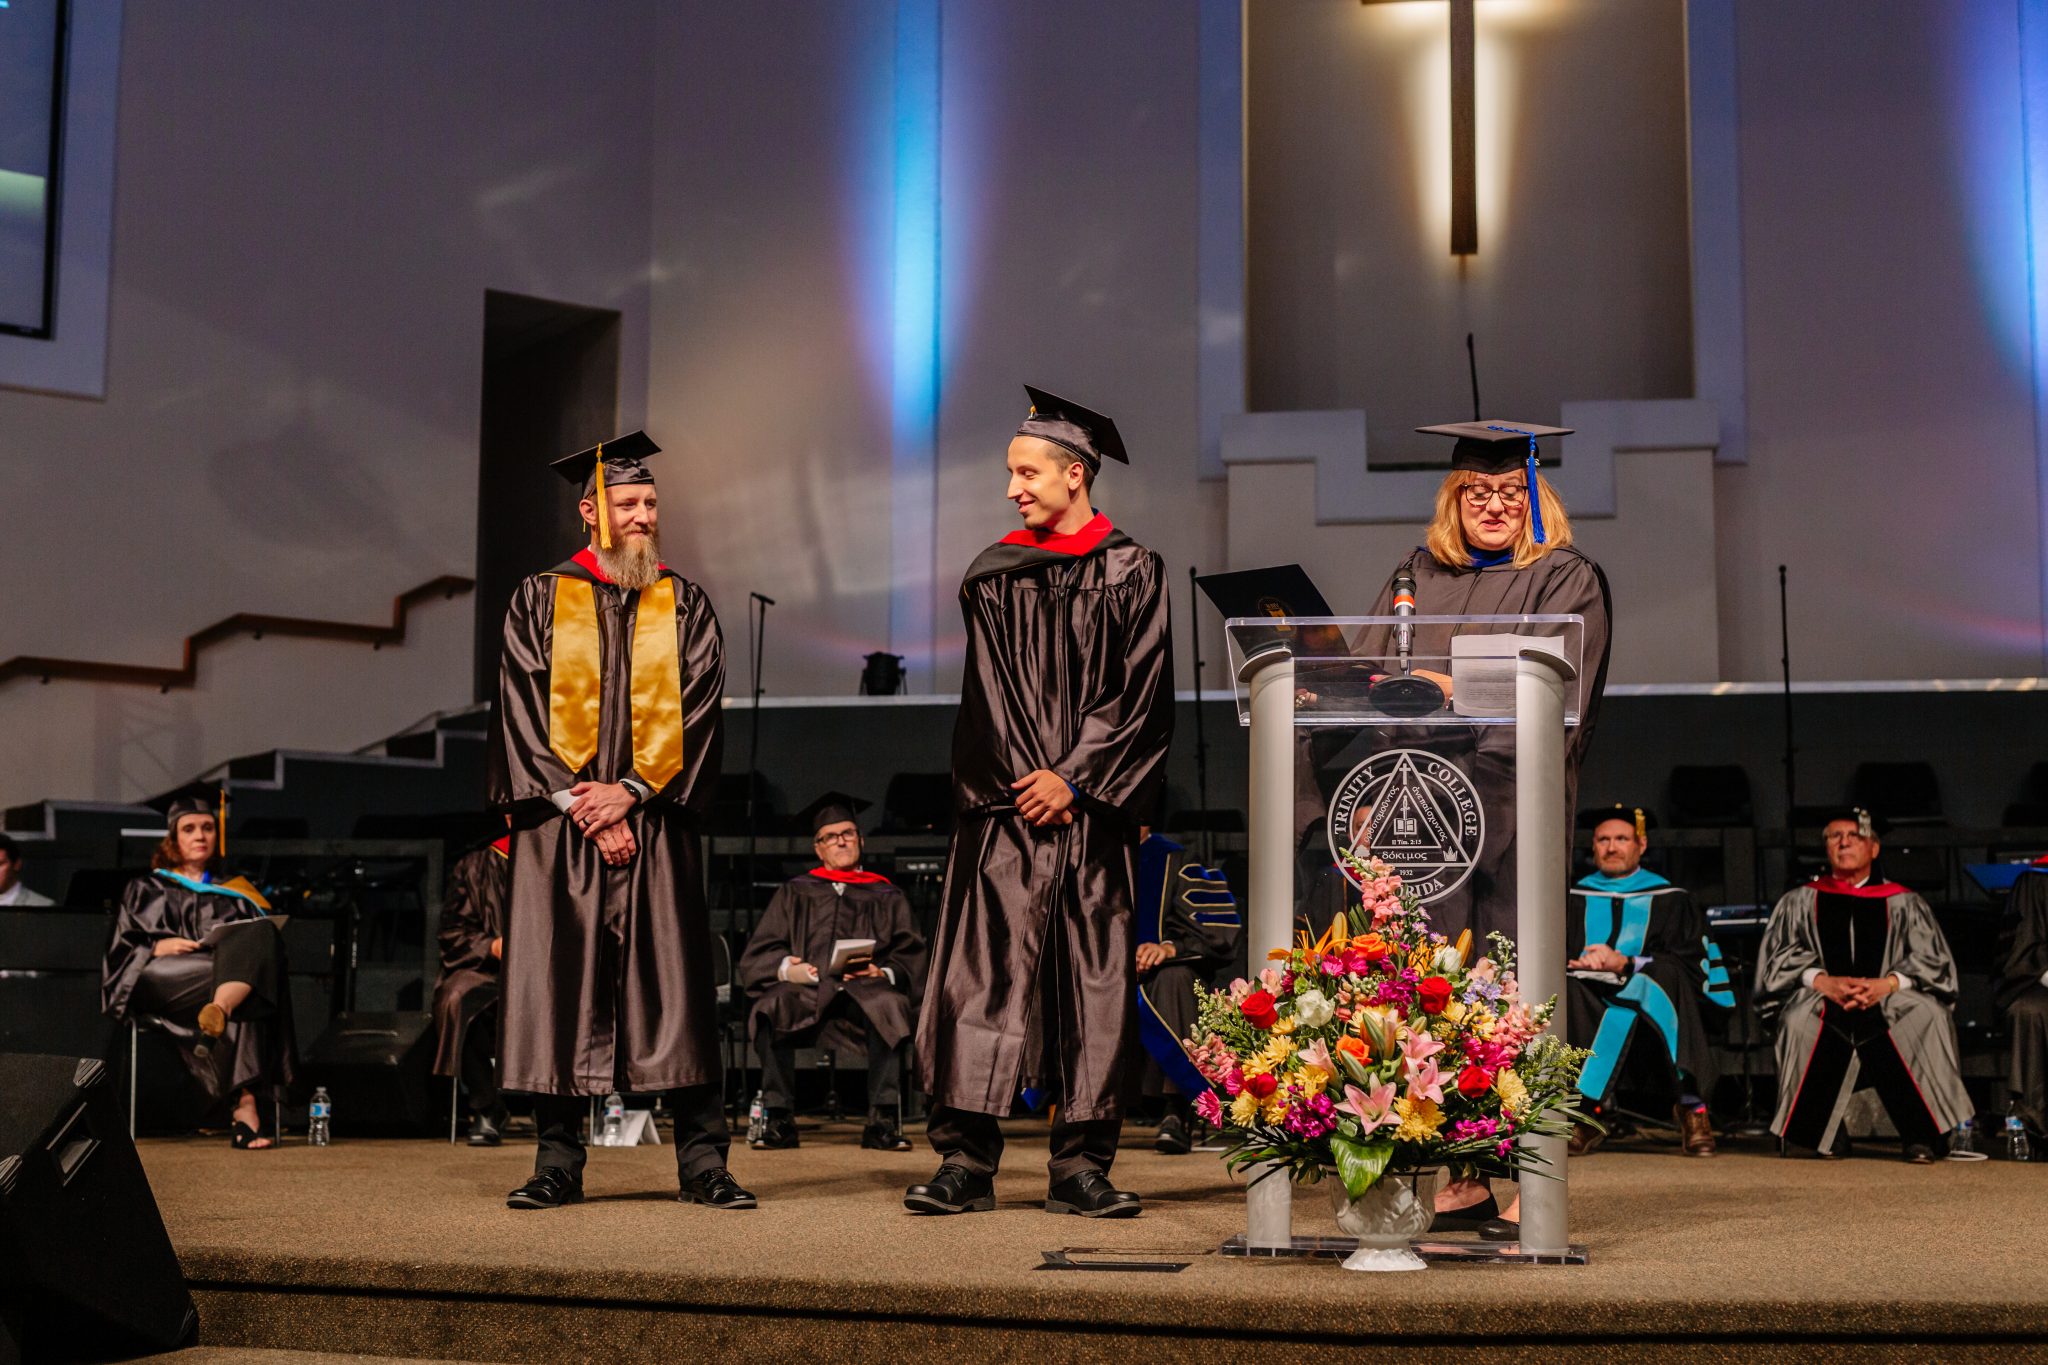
[1525,438,1546,544]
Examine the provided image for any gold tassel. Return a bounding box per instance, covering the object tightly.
[1634,807,1646,842]
[593,442,612,551]
[218,788,227,857]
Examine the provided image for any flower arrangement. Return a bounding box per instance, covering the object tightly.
[1184,853,1592,1203]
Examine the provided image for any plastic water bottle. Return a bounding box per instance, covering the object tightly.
[1950,1118,1975,1156]
[601,1092,626,1147]
[747,1090,767,1146]
[2004,1103,2033,1163]
[308,1087,332,1147]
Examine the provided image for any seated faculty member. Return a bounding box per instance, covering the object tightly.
[1997,856,2048,1137]
[1132,826,1240,1154]
[101,787,296,1149]
[433,823,512,1145]
[0,834,54,906]
[740,792,926,1153]
[1756,809,1970,1163]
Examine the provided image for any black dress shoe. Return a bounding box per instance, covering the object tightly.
[681,1167,758,1209]
[1903,1141,1937,1164]
[1427,1192,1499,1233]
[1478,1216,1520,1243]
[468,1110,508,1147]
[506,1167,583,1210]
[750,1116,800,1150]
[1154,1114,1192,1155]
[861,1120,913,1152]
[1045,1170,1141,1218]
[904,1163,995,1214]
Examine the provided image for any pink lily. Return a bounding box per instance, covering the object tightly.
[1406,1059,1445,1105]
[1297,1037,1336,1077]
[1400,1032,1443,1068]
[1337,1081,1399,1136]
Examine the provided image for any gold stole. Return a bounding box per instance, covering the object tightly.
[547,575,686,791]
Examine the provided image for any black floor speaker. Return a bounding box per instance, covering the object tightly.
[0,1053,197,1362]
[305,1011,441,1134]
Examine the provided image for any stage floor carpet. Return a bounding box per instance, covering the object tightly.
[131,1121,2047,1362]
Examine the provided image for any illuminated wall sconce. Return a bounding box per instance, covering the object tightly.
[1363,0,1478,256]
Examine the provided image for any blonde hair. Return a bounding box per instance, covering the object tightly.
[1424,471,1573,570]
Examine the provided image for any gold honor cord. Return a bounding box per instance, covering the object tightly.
[548,578,603,774]
[630,577,685,790]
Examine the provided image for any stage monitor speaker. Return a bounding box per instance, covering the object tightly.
[306,1011,441,1134]
[0,1053,197,1362]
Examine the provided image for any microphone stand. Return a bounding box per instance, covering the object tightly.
[745,592,775,941]
[1188,566,1211,863]
[1778,564,1795,850]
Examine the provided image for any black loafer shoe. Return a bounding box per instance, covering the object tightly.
[1478,1217,1520,1243]
[681,1166,758,1209]
[468,1110,507,1147]
[1427,1193,1499,1233]
[904,1163,995,1214]
[507,1167,583,1210]
[861,1120,913,1152]
[1045,1169,1141,1218]
[1903,1142,1937,1165]
[750,1116,800,1150]
[1154,1114,1192,1155]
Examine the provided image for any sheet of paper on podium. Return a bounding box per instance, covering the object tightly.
[1449,634,1568,718]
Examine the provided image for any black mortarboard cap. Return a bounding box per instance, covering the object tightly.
[1819,806,1886,839]
[1416,420,1572,544]
[1017,385,1129,471]
[148,783,230,851]
[799,790,872,835]
[1579,804,1657,836]
[549,431,660,551]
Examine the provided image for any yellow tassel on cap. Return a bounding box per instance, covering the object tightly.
[1634,807,1646,842]
[218,788,227,856]
[594,441,612,551]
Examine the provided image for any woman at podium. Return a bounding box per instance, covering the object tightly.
[1359,421,1611,1235]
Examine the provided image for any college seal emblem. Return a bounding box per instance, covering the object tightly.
[1326,749,1483,902]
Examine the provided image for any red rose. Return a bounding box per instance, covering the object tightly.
[1247,1072,1279,1099]
[1241,990,1280,1029]
[1417,976,1454,1015]
[1457,1065,1494,1099]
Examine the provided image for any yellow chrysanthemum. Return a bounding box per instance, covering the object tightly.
[1292,1064,1330,1098]
[1272,1017,1298,1036]
[1432,1017,1461,1043]
[1495,1069,1529,1117]
[1441,999,1468,1025]
[1229,1091,1262,1126]
[1259,1091,1290,1124]
[1393,1097,1445,1142]
[1466,1005,1497,1039]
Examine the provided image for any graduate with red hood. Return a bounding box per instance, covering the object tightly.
[909,386,1173,1219]
[1756,808,1970,1163]
[739,792,926,1154]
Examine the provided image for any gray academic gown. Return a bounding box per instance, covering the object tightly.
[1997,867,2048,1133]
[1296,544,1611,949]
[1756,878,1971,1148]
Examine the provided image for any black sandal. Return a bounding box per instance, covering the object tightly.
[230,1120,273,1150]
[1427,1192,1500,1233]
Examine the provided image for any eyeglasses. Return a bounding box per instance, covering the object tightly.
[814,830,859,846]
[1461,482,1526,508]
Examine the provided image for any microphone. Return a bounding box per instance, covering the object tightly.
[750,592,777,606]
[1391,570,1417,670]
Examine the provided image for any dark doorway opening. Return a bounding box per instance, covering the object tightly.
[474,291,621,701]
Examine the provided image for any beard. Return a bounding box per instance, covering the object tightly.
[597,529,663,591]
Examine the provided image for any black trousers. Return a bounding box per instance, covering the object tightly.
[530,1085,730,1184]
[926,1105,1119,1183]
[754,1002,904,1121]
[460,1003,502,1113]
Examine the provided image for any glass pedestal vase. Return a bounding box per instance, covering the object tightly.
[1325,1168,1441,1272]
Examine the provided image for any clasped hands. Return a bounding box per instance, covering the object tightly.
[1010,769,1075,827]
[1567,943,1630,974]
[1813,972,1898,1010]
[566,780,639,866]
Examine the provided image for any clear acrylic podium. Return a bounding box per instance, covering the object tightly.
[1224,613,1584,1262]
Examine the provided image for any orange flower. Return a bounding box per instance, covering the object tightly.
[1353,932,1391,963]
[1335,1034,1369,1064]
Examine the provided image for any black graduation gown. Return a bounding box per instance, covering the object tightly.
[1997,867,2048,1132]
[102,870,297,1104]
[1564,872,1719,1106]
[1300,544,1611,948]
[487,555,725,1097]
[431,841,509,1079]
[738,872,926,1050]
[1134,835,1241,1097]
[916,522,1174,1124]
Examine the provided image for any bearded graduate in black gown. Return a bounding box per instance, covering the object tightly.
[489,432,753,1212]
[908,386,1173,1219]
[102,787,295,1148]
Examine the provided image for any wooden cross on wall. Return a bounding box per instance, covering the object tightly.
[1362,0,1479,255]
